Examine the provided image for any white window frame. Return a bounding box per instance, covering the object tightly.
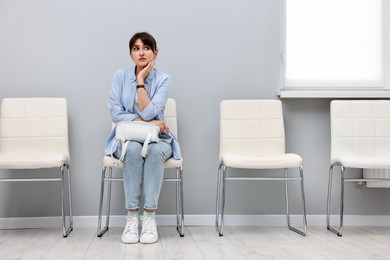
[278,0,390,98]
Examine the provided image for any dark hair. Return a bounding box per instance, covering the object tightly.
[129,32,157,53]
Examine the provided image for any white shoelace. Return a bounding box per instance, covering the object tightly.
[124,217,138,234]
[141,216,155,234]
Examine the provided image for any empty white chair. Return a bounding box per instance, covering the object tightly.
[0,98,73,237]
[215,99,307,236]
[327,100,390,236]
[97,98,184,237]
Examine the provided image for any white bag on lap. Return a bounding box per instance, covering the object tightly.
[111,121,160,162]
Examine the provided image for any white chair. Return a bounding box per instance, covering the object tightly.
[215,99,307,236]
[97,98,184,237]
[0,98,73,237]
[327,100,390,236]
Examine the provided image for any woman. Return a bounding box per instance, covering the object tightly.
[104,32,181,244]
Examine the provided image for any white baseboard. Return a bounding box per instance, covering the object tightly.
[0,215,390,229]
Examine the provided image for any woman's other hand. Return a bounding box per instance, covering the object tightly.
[151,120,170,135]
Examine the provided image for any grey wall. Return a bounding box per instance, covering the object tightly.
[0,0,389,218]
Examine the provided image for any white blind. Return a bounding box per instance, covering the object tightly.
[284,0,383,89]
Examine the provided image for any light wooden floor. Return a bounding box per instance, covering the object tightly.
[1,226,390,259]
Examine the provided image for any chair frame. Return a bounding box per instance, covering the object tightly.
[96,162,184,237]
[0,165,73,237]
[326,163,388,237]
[215,161,307,236]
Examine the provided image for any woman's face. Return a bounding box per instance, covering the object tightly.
[130,39,157,68]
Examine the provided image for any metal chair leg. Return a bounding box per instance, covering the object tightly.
[97,166,107,237]
[284,169,291,228]
[299,166,307,235]
[176,166,185,237]
[327,163,345,236]
[340,168,345,235]
[60,165,73,237]
[215,163,226,236]
[97,167,113,237]
[284,167,307,236]
[215,163,222,234]
[66,165,74,232]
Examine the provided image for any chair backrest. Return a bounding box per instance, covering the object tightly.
[0,98,69,156]
[165,98,178,138]
[330,100,390,162]
[220,99,285,157]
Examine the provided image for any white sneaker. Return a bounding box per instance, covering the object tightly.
[140,216,158,244]
[121,216,139,244]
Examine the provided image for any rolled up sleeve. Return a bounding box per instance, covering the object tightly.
[138,76,171,121]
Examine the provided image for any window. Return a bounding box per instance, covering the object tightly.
[279,0,390,98]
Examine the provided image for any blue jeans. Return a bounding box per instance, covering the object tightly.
[114,141,173,210]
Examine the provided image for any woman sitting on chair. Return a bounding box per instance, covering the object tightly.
[104,32,181,244]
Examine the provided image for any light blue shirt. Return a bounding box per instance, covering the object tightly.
[104,66,181,160]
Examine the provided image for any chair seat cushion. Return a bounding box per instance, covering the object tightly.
[221,153,302,169]
[332,157,390,169]
[103,156,183,169]
[0,155,70,169]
